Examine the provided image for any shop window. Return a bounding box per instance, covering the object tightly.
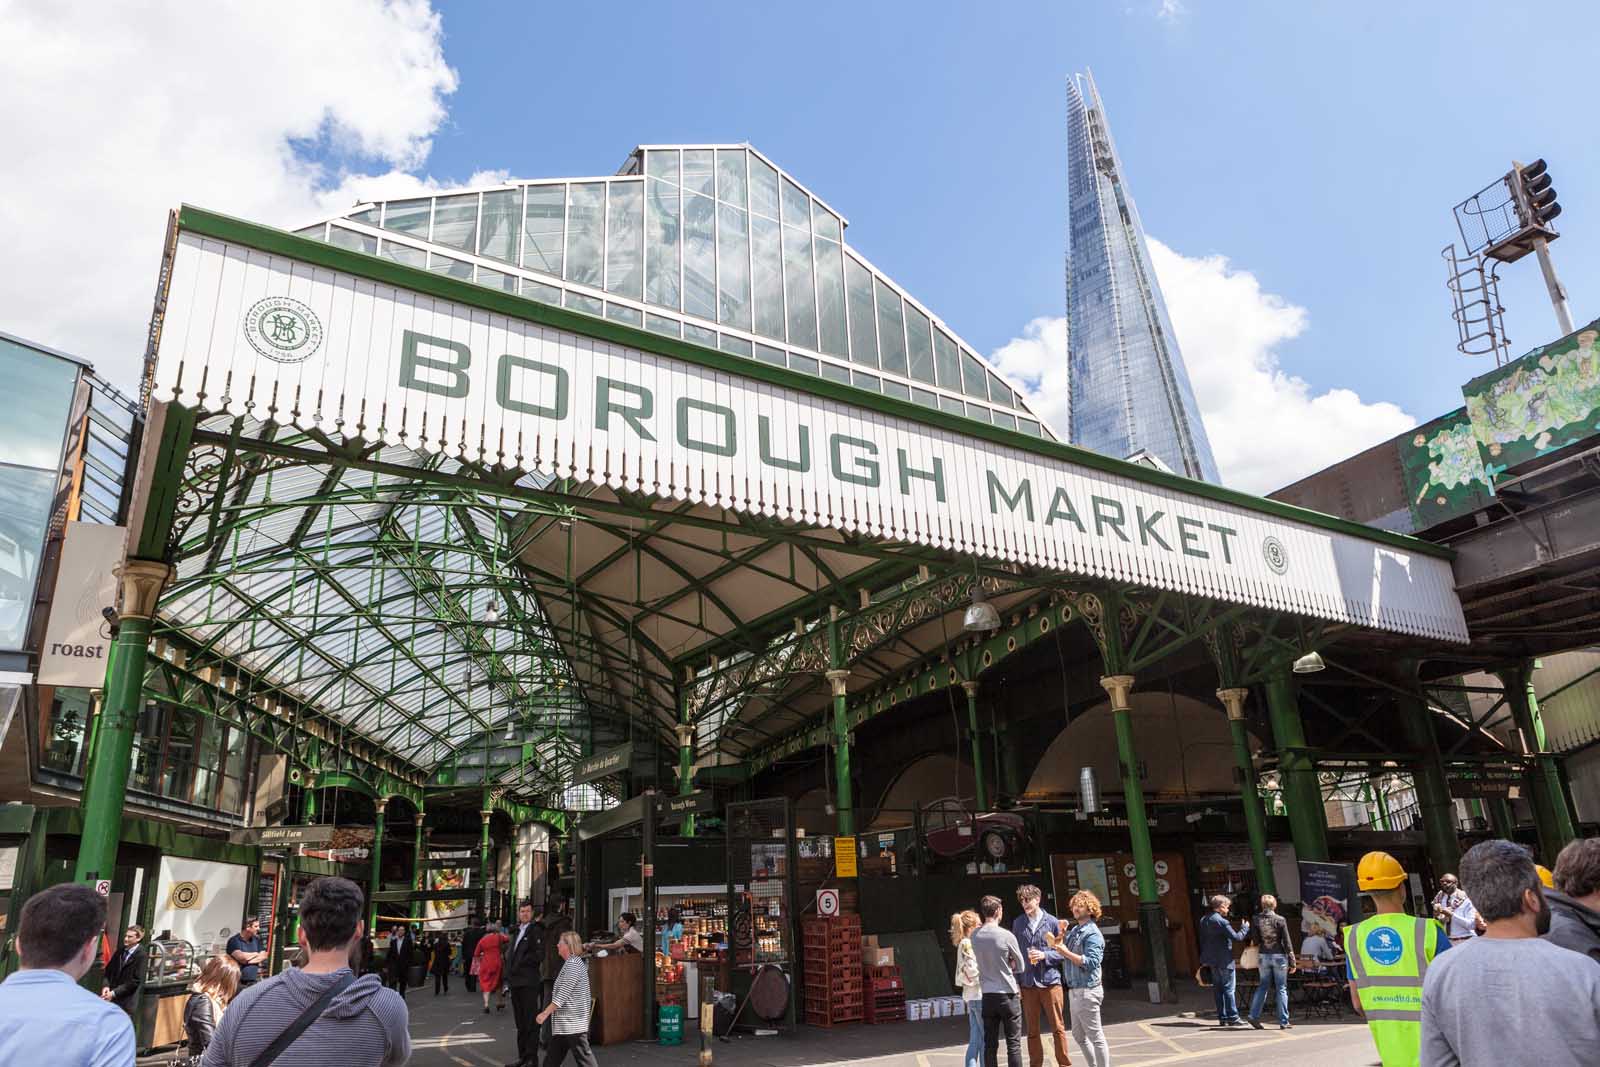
[42,688,91,774]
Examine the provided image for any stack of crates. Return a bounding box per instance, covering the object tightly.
[802,915,863,1026]
[863,962,906,1024]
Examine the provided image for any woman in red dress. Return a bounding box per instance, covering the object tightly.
[472,920,510,1014]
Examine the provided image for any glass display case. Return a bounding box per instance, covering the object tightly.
[144,938,198,989]
[136,938,198,1051]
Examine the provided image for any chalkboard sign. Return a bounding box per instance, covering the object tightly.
[1101,928,1129,989]
[257,870,279,955]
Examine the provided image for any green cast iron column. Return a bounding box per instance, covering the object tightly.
[368,798,386,934]
[1498,661,1576,857]
[302,783,318,823]
[411,812,426,920]
[1488,796,1516,839]
[826,611,854,837]
[1370,773,1392,831]
[677,689,696,837]
[479,808,494,921]
[1218,688,1276,896]
[74,560,170,886]
[1262,667,1330,862]
[1396,692,1461,876]
[962,682,990,811]
[1103,674,1171,997]
[826,669,854,836]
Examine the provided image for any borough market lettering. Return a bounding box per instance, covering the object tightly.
[397,330,1241,563]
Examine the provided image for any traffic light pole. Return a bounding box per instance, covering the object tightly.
[1532,236,1575,336]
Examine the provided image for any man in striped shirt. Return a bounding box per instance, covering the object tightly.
[535,931,596,1067]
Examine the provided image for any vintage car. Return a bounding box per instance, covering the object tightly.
[919,795,1028,863]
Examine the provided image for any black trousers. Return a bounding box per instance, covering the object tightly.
[433,971,449,994]
[542,1032,598,1067]
[465,973,478,992]
[982,991,1023,1067]
[510,983,544,1064]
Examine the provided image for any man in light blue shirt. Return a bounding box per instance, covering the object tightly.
[0,882,135,1067]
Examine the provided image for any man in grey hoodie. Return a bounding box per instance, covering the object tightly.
[1544,837,1600,965]
[203,876,410,1067]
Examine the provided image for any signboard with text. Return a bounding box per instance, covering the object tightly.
[834,836,857,878]
[573,743,634,786]
[37,523,128,687]
[148,219,1468,644]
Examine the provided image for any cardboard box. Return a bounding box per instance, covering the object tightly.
[861,934,879,951]
[869,946,895,967]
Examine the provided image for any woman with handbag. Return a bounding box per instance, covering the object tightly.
[473,921,510,1014]
[950,910,983,1067]
[182,954,240,1063]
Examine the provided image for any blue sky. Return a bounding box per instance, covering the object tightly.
[418,0,1600,426]
[7,0,1598,489]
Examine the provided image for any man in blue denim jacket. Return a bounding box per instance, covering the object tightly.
[1059,891,1110,1067]
[1197,894,1251,1027]
[1010,884,1069,1067]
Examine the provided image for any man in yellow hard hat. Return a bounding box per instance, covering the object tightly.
[1343,851,1451,1066]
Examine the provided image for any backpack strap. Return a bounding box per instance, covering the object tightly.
[249,973,357,1067]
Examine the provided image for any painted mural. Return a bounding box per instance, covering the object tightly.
[1462,318,1600,480]
[1399,408,1494,529]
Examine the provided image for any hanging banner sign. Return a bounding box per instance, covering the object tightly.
[38,523,128,687]
[148,218,1469,643]
[661,790,717,820]
[573,742,634,786]
[230,824,336,847]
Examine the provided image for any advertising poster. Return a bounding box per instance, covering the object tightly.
[1297,860,1359,940]
[152,856,250,956]
[423,850,474,931]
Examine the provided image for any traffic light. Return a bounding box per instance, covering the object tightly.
[1519,158,1562,227]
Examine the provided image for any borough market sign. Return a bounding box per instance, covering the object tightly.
[147,208,1468,643]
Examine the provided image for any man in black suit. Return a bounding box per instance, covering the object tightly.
[503,900,544,1067]
[100,924,146,1014]
[385,924,415,997]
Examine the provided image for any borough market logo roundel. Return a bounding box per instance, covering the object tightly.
[244,296,323,364]
[1364,925,1403,966]
[1262,536,1288,575]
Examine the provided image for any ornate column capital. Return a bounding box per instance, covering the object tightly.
[824,669,850,698]
[961,680,978,698]
[374,797,388,816]
[119,559,173,619]
[414,812,427,828]
[1099,674,1136,712]
[674,723,695,747]
[480,809,493,824]
[1216,688,1249,722]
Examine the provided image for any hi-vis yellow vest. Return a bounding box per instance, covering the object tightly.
[1343,914,1444,1067]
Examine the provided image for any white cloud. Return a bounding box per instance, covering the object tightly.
[1156,0,1187,22]
[990,240,1416,494]
[0,1,470,390]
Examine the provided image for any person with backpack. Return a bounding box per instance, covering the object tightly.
[200,876,410,1067]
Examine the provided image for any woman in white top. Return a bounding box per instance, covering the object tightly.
[951,909,983,1067]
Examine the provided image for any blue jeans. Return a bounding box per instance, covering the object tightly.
[1211,962,1238,1022]
[1250,954,1290,1025]
[965,999,984,1067]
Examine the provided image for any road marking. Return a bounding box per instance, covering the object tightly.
[1110,1027,1324,1065]
[1138,1020,1189,1054]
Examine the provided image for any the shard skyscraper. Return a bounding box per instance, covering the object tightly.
[1065,71,1220,483]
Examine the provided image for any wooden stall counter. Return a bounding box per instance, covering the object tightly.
[589,950,643,1046]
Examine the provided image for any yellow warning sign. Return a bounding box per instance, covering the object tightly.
[834,837,857,878]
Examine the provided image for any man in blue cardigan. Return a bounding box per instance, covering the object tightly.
[1011,884,1070,1066]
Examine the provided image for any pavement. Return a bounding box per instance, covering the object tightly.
[395,982,1384,1067]
[136,980,1383,1066]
